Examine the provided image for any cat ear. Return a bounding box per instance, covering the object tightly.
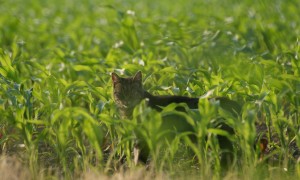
[133,71,142,82]
[112,72,120,84]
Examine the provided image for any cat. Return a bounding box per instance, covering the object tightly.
[112,71,241,166]
[112,71,241,118]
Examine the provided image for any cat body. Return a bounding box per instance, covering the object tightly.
[112,71,240,165]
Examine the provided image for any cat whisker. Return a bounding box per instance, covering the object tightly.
[122,104,128,108]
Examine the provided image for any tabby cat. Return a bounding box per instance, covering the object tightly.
[112,71,241,118]
[112,71,240,166]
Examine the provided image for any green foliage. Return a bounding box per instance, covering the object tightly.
[1,0,300,179]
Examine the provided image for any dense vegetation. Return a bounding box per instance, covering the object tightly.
[1,0,300,179]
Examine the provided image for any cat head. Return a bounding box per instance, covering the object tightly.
[112,71,144,118]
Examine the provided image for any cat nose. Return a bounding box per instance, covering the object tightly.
[123,101,129,107]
